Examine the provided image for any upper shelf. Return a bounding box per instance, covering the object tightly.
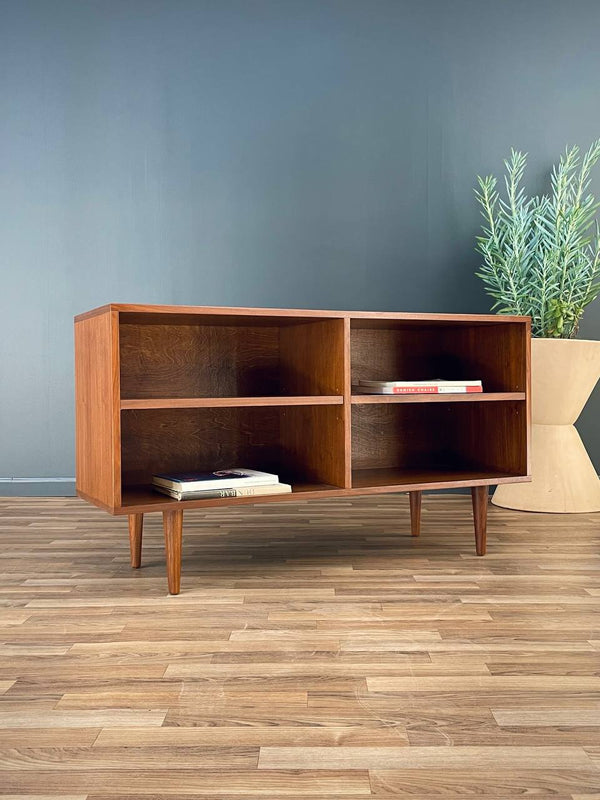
[351,392,526,404]
[121,393,524,409]
[121,395,344,410]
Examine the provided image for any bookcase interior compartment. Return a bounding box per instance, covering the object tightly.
[351,320,527,393]
[120,403,347,494]
[351,400,527,488]
[119,316,345,399]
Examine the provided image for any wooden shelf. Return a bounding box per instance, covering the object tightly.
[352,466,529,491]
[120,395,344,410]
[351,392,526,404]
[118,482,341,514]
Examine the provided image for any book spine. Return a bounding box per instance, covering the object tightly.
[155,487,245,500]
[437,386,482,394]
[388,385,482,394]
[154,485,291,500]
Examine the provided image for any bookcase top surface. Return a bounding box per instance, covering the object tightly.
[75,303,530,325]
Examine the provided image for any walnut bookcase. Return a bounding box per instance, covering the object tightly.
[74,304,531,594]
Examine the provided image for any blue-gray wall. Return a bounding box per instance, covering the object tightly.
[2,0,600,494]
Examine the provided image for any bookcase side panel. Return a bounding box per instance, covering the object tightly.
[74,310,121,511]
[342,317,352,488]
[280,318,351,487]
[524,319,532,476]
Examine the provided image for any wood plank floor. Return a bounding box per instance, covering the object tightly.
[0,493,599,798]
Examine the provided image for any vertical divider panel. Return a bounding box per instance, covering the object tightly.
[280,404,347,487]
[279,318,345,395]
[279,317,349,487]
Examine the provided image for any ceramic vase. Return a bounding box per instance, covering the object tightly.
[492,337,600,513]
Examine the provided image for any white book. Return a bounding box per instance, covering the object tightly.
[359,379,482,388]
[152,467,279,492]
[154,483,292,501]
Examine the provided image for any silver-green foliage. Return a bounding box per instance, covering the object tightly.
[475,141,600,338]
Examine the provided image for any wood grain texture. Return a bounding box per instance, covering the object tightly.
[351,391,526,404]
[279,318,346,396]
[74,309,121,511]
[342,317,353,489]
[409,491,421,537]
[258,744,595,769]
[280,404,347,488]
[77,302,529,323]
[163,509,183,595]
[121,395,344,409]
[1,494,599,797]
[120,322,281,399]
[472,485,488,556]
[127,514,143,568]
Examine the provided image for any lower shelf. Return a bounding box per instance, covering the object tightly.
[112,468,530,514]
[117,482,341,514]
[352,467,527,490]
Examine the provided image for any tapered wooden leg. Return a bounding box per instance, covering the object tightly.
[409,491,421,536]
[163,510,183,595]
[128,514,143,568]
[471,486,488,556]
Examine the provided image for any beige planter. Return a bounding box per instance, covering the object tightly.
[492,337,600,513]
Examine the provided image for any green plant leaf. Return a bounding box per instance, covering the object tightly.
[474,140,600,338]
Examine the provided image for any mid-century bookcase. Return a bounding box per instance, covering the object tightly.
[74,304,531,594]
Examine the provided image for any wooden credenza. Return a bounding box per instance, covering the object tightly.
[74,304,531,593]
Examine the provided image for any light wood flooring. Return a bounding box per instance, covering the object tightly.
[0,493,599,798]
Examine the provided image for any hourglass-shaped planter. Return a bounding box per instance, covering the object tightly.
[493,337,600,513]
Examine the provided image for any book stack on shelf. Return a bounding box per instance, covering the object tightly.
[152,468,291,501]
[354,379,483,395]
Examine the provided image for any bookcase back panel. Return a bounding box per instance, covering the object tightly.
[120,319,345,398]
[352,400,527,476]
[351,322,526,393]
[352,404,454,471]
[120,324,280,398]
[121,407,281,486]
[121,405,346,488]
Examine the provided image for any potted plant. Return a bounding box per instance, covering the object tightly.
[475,142,600,512]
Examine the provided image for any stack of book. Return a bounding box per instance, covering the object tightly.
[355,379,483,395]
[152,468,291,501]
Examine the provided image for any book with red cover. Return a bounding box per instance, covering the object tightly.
[357,379,483,395]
